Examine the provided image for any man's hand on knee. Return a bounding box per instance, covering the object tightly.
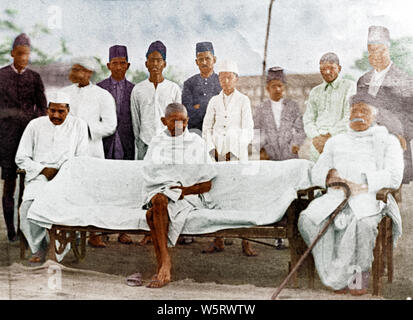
[41,167,59,181]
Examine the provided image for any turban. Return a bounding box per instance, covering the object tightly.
[12,33,30,49]
[217,60,239,75]
[368,26,390,47]
[146,40,166,60]
[196,42,214,56]
[109,45,128,62]
[71,56,97,72]
[267,66,286,83]
[48,90,71,105]
[320,52,340,65]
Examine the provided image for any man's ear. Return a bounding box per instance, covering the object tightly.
[213,56,217,64]
[126,62,130,70]
[106,62,111,70]
[338,65,342,73]
[10,50,15,58]
[161,117,167,126]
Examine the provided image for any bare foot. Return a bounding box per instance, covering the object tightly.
[202,238,224,254]
[139,234,152,246]
[242,240,257,257]
[147,266,171,289]
[118,233,133,244]
[349,288,368,296]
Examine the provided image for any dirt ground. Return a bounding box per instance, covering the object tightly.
[1,177,413,300]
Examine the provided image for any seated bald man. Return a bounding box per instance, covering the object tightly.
[140,102,217,288]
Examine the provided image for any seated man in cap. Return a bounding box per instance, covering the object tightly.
[357,25,413,183]
[202,60,255,256]
[141,102,217,288]
[97,45,135,245]
[130,40,181,161]
[303,52,356,162]
[298,94,403,295]
[0,33,47,242]
[253,66,306,249]
[61,57,117,248]
[182,41,221,133]
[15,91,89,263]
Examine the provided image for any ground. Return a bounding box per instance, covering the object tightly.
[1,177,413,300]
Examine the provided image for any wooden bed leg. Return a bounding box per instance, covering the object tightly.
[19,230,27,260]
[80,231,86,260]
[48,227,57,262]
[308,256,315,289]
[386,218,393,283]
[372,222,384,296]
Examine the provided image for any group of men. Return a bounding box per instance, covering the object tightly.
[0,24,411,294]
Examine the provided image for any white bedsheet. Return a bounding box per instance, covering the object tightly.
[27,157,313,234]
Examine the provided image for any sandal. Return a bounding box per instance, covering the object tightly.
[126,272,142,287]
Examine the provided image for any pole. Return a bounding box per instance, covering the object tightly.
[271,181,351,300]
[261,0,275,102]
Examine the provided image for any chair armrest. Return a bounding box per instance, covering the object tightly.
[376,187,402,204]
[16,168,26,176]
[297,186,326,200]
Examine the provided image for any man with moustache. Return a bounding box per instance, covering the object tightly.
[182,42,221,133]
[303,52,356,161]
[97,45,135,245]
[298,93,403,296]
[15,91,88,263]
[357,26,413,183]
[61,57,117,248]
[0,33,47,242]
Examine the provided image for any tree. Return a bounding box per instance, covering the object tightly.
[352,37,413,76]
[0,8,70,66]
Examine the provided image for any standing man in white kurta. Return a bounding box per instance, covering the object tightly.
[15,91,89,263]
[202,60,255,256]
[202,60,254,162]
[130,41,181,160]
[61,57,117,247]
[298,94,403,295]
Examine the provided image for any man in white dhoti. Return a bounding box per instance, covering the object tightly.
[141,103,217,288]
[298,93,404,295]
[61,57,117,248]
[15,91,88,263]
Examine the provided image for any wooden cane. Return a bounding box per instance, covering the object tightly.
[271,181,351,300]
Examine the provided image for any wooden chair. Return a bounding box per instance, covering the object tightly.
[297,185,402,296]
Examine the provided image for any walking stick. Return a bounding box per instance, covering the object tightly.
[271,181,351,300]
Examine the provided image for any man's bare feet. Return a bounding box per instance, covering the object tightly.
[147,265,171,288]
[202,237,224,254]
[88,234,106,248]
[334,287,349,294]
[242,240,257,257]
[118,233,133,244]
[349,288,368,296]
[139,234,152,246]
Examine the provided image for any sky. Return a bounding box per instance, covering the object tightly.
[1,0,413,81]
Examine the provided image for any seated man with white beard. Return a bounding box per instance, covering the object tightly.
[298,93,403,296]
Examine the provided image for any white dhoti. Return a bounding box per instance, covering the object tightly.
[20,200,48,254]
[298,205,382,290]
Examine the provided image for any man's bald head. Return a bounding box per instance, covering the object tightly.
[162,103,189,137]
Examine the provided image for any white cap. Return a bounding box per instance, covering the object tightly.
[368,26,390,47]
[218,60,239,75]
[71,56,97,72]
[48,90,71,105]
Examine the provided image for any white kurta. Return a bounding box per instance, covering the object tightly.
[202,89,254,160]
[298,125,403,290]
[142,129,217,246]
[130,79,181,158]
[61,83,117,158]
[15,115,89,254]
